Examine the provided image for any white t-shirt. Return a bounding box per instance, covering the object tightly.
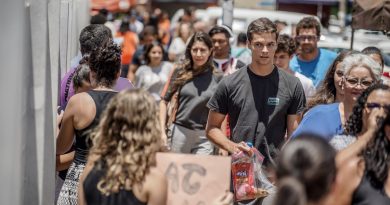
[135,61,174,101]
[294,71,316,98]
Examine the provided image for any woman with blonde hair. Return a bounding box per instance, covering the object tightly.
[78,89,167,205]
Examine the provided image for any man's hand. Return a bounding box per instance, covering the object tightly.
[233,141,253,156]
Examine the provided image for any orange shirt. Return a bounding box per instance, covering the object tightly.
[116,31,138,65]
[159,19,171,46]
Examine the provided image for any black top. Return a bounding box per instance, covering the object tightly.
[83,165,147,205]
[352,173,390,205]
[163,67,223,130]
[74,90,117,163]
[207,66,306,159]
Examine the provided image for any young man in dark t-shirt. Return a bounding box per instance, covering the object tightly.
[206,18,306,204]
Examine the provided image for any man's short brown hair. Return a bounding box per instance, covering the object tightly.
[247,18,278,42]
[296,16,321,37]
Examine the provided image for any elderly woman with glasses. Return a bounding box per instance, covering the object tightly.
[291,53,382,141]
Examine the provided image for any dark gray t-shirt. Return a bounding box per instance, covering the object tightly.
[207,66,306,152]
[163,67,223,130]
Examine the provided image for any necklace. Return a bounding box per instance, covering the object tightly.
[339,103,347,129]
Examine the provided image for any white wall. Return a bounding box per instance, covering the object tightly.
[0,0,88,204]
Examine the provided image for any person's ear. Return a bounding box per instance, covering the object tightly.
[116,69,121,79]
[89,71,97,88]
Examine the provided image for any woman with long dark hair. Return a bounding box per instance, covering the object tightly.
[159,32,222,154]
[56,41,121,205]
[78,89,167,205]
[334,113,390,205]
[135,42,174,101]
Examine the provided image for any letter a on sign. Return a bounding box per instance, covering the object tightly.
[156,153,231,205]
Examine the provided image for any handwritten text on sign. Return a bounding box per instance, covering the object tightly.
[156,153,231,205]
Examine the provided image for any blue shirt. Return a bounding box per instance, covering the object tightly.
[291,103,343,141]
[290,48,337,87]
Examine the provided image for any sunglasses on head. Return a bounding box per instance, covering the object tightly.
[365,102,390,111]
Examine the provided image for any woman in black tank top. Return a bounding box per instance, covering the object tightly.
[78,90,167,205]
[56,41,122,205]
[333,112,390,205]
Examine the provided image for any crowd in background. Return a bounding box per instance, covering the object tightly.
[55,5,390,205]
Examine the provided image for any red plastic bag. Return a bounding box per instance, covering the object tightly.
[231,143,269,201]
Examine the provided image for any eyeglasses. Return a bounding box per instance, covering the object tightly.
[251,42,277,51]
[344,77,374,88]
[365,102,390,111]
[295,35,317,42]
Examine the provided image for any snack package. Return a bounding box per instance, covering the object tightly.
[231,143,269,201]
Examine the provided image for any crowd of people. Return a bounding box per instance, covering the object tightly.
[55,6,390,205]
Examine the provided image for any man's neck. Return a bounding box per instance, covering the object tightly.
[249,63,274,76]
[299,48,319,61]
[214,53,229,60]
[281,67,294,75]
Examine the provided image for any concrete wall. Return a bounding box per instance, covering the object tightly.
[0,0,88,204]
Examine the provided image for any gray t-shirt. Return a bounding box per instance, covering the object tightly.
[208,66,306,153]
[135,61,174,101]
[163,67,223,130]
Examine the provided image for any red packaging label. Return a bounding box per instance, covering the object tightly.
[232,162,255,201]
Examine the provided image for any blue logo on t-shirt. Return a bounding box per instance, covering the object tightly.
[267,97,280,106]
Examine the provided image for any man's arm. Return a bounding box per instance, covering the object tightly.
[206,110,243,154]
[286,114,300,139]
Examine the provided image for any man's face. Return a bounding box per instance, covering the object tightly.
[296,28,318,54]
[249,32,277,66]
[274,51,291,70]
[211,33,230,58]
[143,34,156,45]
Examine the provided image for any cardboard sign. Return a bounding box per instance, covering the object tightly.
[156,153,231,205]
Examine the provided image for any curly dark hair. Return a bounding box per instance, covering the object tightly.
[276,34,297,56]
[345,83,390,136]
[362,113,390,189]
[306,51,357,111]
[88,40,121,87]
[79,24,112,55]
